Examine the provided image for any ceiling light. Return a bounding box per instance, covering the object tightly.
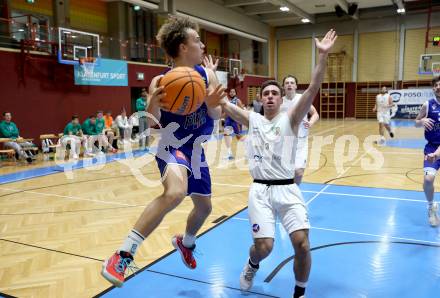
[301,18,310,23]
[133,5,141,11]
[280,6,290,12]
[397,8,405,14]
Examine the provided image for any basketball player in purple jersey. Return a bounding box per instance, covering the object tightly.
[223,88,245,159]
[415,76,440,226]
[101,16,226,287]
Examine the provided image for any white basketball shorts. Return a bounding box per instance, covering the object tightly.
[377,113,391,124]
[248,182,310,239]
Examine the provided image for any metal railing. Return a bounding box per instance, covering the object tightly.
[0,15,269,76]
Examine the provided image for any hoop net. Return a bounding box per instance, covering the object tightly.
[79,57,96,78]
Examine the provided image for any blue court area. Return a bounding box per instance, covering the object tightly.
[0,133,226,185]
[0,148,154,184]
[385,138,426,149]
[99,183,440,298]
[384,119,426,149]
[391,119,416,128]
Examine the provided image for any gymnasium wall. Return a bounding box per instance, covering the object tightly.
[277,38,312,85]
[0,50,164,142]
[276,11,440,83]
[205,31,222,56]
[10,0,53,17]
[70,0,108,34]
[315,34,354,82]
[358,31,399,82]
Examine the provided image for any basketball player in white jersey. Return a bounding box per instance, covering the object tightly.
[373,86,394,145]
[206,29,337,298]
[280,75,319,185]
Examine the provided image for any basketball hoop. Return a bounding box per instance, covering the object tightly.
[79,57,96,78]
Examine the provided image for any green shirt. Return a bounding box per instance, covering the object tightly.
[136,97,147,117]
[63,122,82,136]
[82,118,97,135]
[95,118,105,134]
[0,121,19,138]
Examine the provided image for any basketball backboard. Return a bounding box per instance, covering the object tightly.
[58,27,100,65]
[418,53,440,75]
[228,58,242,77]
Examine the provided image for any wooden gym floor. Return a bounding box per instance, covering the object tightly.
[0,119,433,297]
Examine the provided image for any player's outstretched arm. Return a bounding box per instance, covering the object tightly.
[221,100,250,128]
[415,103,434,130]
[289,29,337,129]
[204,85,250,127]
[147,75,165,126]
[308,105,319,127]
[206,68,225,120]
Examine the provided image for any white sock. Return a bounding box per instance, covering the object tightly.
[227,148,232,156]
[182,233,196,248]
[428,201,434,208]
[119,229,145,256]
[296,280,308,288]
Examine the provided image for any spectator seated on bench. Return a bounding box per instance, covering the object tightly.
[59,115,84,160]
[0,112,35,163]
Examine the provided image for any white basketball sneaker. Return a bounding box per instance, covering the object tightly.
[239,262,258,291]
[428,202,440,227]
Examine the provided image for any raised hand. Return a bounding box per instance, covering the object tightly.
[205,84,227,108]
[203,55,219,72]
[315,29,337,54]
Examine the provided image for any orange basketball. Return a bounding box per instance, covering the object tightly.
[158,66,206,115]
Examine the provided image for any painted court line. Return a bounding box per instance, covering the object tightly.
[0,186,136,207]
[212,182,426,203]
[307,150,371,205]
[310,226,440,246]
[313,190,425,203]
[232,217,440,246]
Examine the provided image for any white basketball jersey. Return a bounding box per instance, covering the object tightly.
[280,94,309,138]
[376,94,390,114]
[246,112,297,180]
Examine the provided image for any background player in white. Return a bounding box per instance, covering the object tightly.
[415,76,440,226]
[280,75,319,185]
[206,29,337,298]
[373,86,394,145]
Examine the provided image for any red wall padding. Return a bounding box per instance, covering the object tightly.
[0,51,166,143]
[0,50,277,143]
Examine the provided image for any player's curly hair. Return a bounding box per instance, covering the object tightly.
[432,76,440,86]
[156,16,199,59]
